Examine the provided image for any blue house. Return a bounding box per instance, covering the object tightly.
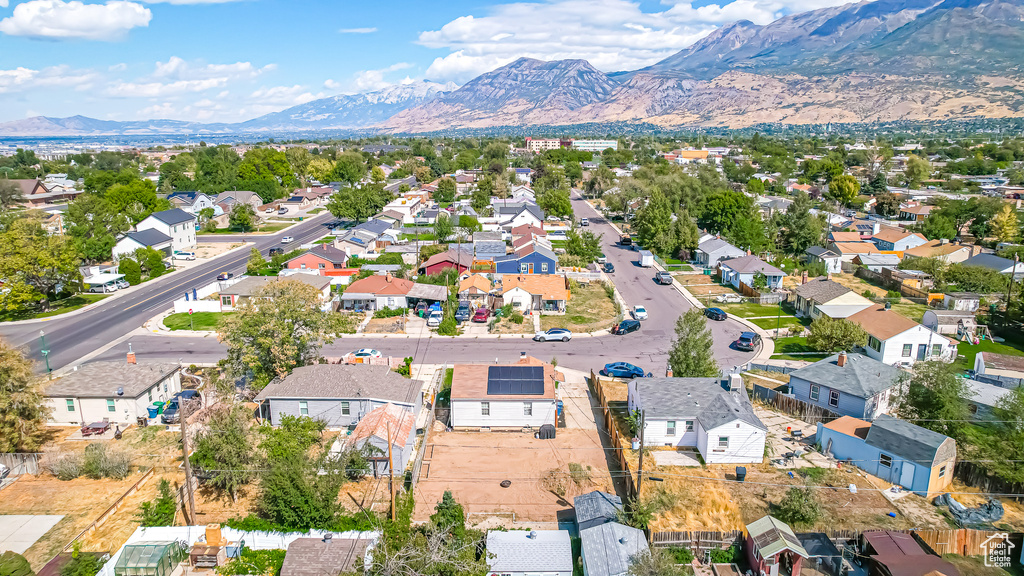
[495,245,557,275]
[719,254,787,290]
[816,414,956,497]
[787,352,901,420]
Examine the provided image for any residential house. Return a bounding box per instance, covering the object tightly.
[903,239,971,263]
[280,536,373,576]
[898,203,933,221]
[450,357,560,429]
[963,378,1014,423]
[497,204,545,229]
[871,227,928,252]
[943,292,981,312]
[831,242,881,262]
[374,210,406,227]
[284,244,350,276]
[828,231,864,243]
[486,530,572,576]
[574,491,622,532]
[816,414,956,497]
[419,250,474,275]
[254,364,422,428]
[335,219,400,256]
[792,277,872,319]
[113,229,173,260]
[45,355,181,425]
[510,223,546,238]
[15,178,79,206]
[346,403,416,477]
[804,246,842,274]
[848,305,955,365]
[719,255,787,291]
[135,208,197,253]
[627,374,768,464]
[694,237,745,269]
[495,244,558,275]
[921,310,977,339]
[860,531,962,576]
[500,274,570,313]
[382,196,422,224]
[882,268,934,291]
[214,191,262,213]
[339,274,447,311]
[454,173,475,193]
[218,275,333,312]
[973,351,1024,383]
[744,516,809,576]
[512,167,533,184]
[472,231,507,261]
[962,253,1024,279]
[852,253,901,272]
[458,274,493,302]
[578,522,648,576]
[787,353,900,419]
[166,191,216,215]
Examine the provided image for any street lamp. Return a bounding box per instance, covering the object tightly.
[39,330,51,376]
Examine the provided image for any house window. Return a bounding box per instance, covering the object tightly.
[810,384,820,402]
[300,263,307,269]
[107,399,116,412]
[868,336,882,352]
[718,436,729,448]
[481,402,490,416]
[319,263,326,269]
[932,344,942,356]
[520,264,529,273]
[685,420,694,432]
[299,401,308,416]
[939,465,947,477]
[828,390,840,408]
[524,402,532,416]
[541,263,549,272]
[221,295,232,307]
[66,399,75,412]
[666,421,676,436]
[879,454,893,468]
[341,401,350,415]
[148,389,153,402]
[902,344,913,357]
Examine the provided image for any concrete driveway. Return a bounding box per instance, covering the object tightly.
[0,515,63,554]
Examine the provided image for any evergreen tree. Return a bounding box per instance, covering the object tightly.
[667,309,719,377]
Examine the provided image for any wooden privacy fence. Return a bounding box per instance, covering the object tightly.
[590,371,636,500]
[913,529,1022,557]
[752,384,840,426]
[651,530,744,554]
[953,460,1024,502]
[0,453,41,476]
[737,281,785,304]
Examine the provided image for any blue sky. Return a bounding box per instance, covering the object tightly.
[0,0,864,123]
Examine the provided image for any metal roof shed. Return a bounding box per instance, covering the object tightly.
[113,542,186,576]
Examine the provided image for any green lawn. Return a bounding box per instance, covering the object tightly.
[0,293,109,322]
[717,302,796,319]
[313,236,335,244]
[954,338,1024,370]
[164,312,234,331]
[749,316,809,331]
[308,208,325,214]
[889,300,930,323]
[768,336,830,361]
[199,222,292,235]
[400,233,436,241]
[549,239,567,249]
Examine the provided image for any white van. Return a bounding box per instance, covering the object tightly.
[174,251,196,260]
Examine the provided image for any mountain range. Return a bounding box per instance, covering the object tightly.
[2,0,1022,136]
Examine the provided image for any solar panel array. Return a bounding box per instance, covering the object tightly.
[487,365,544,395]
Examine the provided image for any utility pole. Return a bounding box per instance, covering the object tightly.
[180,395,198,524]
[1006,253,1020,328]
[387,422,396,522]
[635,410,645,500]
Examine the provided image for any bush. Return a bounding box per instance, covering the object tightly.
[118,258,142,285]
[0,551,34,576]
[708,546,741,564]
[44,449,82,481]
[137,479,176,526]
[773,487,822,527]
[509,311,525,324]
[862,289,874,299]
[202,219,218,232]
[885,290,902,303]
[667,546,695,564]
[217,549,286,576]
[437,315,459,336]
[373,307,406,319]
[60,544,100,576]
[81,443,131,479]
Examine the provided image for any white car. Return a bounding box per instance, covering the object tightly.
[633,305,648,321]
[426,311,443,327]
[352,348,382,359]
[280,236,294,244]
[174,251,196,260]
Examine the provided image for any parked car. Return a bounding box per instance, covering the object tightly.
[619,234,632,246]
[161,390,202,424]
[216,272,234,281]
[268,247,284,257]
[633,305,648,320]
[87,282,117,293]
[281,236,294,244]
[116,279,130,289]
[704,307,727,321]
[534,328,573,342]
[656,271,673,285]
[733,331,762,351]
[0,463,9,480]
[352,348,382,359]
[611,319,641,335]
[597,254,607,264]
[600,362,648,379]
[580,218,589,226]
[472,308,490,323]
[455,301,471,322]
[603,262,615,274]
[278,207,288,215]
[265,207,275,214]
[426,311,443,327]
[174,251,196,260]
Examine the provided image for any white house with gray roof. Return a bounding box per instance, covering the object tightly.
[719,255,787,291]
[787,352,901,419]
[627,375,767,464]
[486,530,572,576]
[804,246,842,274]
[45,357,181,425]
[695,237,744,269]
[136,208,196,253]
[579,522,648,576]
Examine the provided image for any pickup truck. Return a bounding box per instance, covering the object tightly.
[656,271,674,285]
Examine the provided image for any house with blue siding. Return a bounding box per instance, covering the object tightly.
[816,414,956,497]
[254,364,422,428]
[787,352,901,419]
[495,244,558,275]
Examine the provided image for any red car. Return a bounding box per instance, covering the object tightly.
[472,308,490,323]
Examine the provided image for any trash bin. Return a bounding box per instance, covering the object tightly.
[153,401,166,414]
[736,466,747,482]
[147,405,159,418]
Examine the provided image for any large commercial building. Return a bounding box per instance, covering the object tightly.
[525,138,568,152]
[571,139,618,152]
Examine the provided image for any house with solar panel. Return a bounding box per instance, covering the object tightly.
[449,357,559,430]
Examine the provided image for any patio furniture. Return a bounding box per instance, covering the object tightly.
[80,422,110,437]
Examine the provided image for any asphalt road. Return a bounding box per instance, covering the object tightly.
[81,196,756,376]
[0,213,336,371]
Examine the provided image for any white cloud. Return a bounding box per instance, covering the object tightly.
[0,0,8,7]
[339,27,377,34]
[141,0,244,3]
[111,77,229,97]
[0,0,151,41]
[108,63,128,72]
[153,56,274,80]
[0,65,98,94]
[323,79,342,91]
[334,62,414,93]
[107,56,274,98]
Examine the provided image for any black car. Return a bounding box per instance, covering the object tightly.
[216,272,234,281]
[611,319,641,335]
[160,390,203,424]
[733,331,762,351]
[454,301,471,322]
[603,262,615,273]
[268,247,284,257]
[704,307,727,321]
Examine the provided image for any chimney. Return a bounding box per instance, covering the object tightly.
[126,343,136,365]
[746,249,752,256]
[940,238,948,245]
[520,351,527,363]
[826,272,832,281]
[666,368,673,377]
[837,351,847,367]
[385,273,392,283]
[801,271,808,285]
[872,221,881,234]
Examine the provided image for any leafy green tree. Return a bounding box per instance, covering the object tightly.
[331,151,366,185]
[105,179,166,224]
[991,205,1018,243]
[827,174,860,206]
[0,337,49,452]
[307,157,334,183]
[0,219,82,311]
[430,491,466,538]
[229,204,256,232]
[238,148,292,187]
[727,210,767,253]
[633,190,673,255]
[0,180,24,212]
[118,257,142,285]
[698,189,752,235]
[537,188,572,219]
[668,309,719,378]
[191,404,257,501]
[673,210,701,256]
[893,361,973,442]
[134,247,166,279]
[326,185,388,223]
[806,317,867,353]
[867,172,889,196]
[198,207,215,225]
[873,189,900,217]
[919,214,957,240]
[584,165,615,198]
[565,229,603,263]
[979,386,1024,485]
[944,263,1008,293]
[286,147,312,185]
[904,154,931,188]
[247,247,267,276]
[746,177,765,195]
[781,192,825,255]
[471,177,492,213]
[136,479,176,526]
[564,160,582,185]
[773,487,821,527]
[66,193,128,262]
[435,177,456,203]
[433,214,454,244]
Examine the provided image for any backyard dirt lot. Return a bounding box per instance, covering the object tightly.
[414,429,616,525]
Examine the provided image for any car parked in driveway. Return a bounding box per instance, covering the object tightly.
[426,311,443,327]
[611,319,641,335]
[704,307,727,321]
[472,308,490,323]
[116,279,130,289]
[600,362,648,379]
[161,390,202,424]
[455,301,471,322]
[534,328,572,342]
[656,271,674,285]
[633,305,648,320]
[733,331,761,351]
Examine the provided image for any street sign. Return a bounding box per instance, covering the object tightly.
[188,309,193,315]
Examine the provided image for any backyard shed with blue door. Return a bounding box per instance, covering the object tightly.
[815,414,956,497]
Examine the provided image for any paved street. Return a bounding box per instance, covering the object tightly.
[0,213,335,371]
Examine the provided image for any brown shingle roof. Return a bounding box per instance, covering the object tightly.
[501,274,569,300]
[832,242,879,254]
[847,306,920,340]
[458,273,492,294]
[793,277,850,303]
[348,403,415,447]
[345,274,414,295]
[873,226,923,243]
[280,537,371,576]
[420,250,473,270]
[254,364,421,404]
[45,362,180,398]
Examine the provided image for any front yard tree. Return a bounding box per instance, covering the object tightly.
[0,219,82,312]
[331,151,366,186]
[435,177,456,203]
[827,174,860,206]
[773,487,822,527]
[218,280,343,389]
[668,309,719,378]
[0,337,49,452]
[633,190,673,255]
[565,229,603,263]
[806,316,867,353]
[66,193,128,262]
[229,203,255,232]
[893,360,973,442]
[326,185,387,223]
[433,214,454,244]
[246,247,266,276]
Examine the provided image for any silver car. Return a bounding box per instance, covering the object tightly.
[534,328,573,342]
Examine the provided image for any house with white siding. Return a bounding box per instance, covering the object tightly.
[449,357,560,430]
[719,255,786,291]
[627,374,767,464]
[254,364,423,428]
[792,277,872,319]
[787,352,901,420]
[486,530,572,576]
[136,208,196,253]
[848,305,956,365]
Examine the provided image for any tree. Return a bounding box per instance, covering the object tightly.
[893,360,973,442]
[118,257,142,285]
[66,193,128,262]
[105,179,165,224]
[584,165,615,198]
[806,317,867,353]
[781,192,825,255]
[430,491,466,538]
[873,189,901,217]
[307,157,334,183]
[919,214,957,241]
[0,337,49,452]
[668,309,719,378]
[471,177,492,213]
[537,188,572,219]
[136,247,166,278]
[866,171,889,196]
[773,487,821,527]
[564,160,582,185]
[827,174,860,206]
[326,185,388,223]
[370,165,386,184]
[1,551,34,576]
[191,404,256,501]
[247,247,266,276]
[698,189,752,235]
[565,229,603,263]
[746,177,765,195]
[633,190,673,255]
[904,154,931,188]
[286,147,312,185]
[219,280,345,389]
[627,549,688,576]
[229,204,256,232]
[991,205,1018,243]
[433,214,454,244]
[136,479,176,526]
[979,385,1024,485]
[0,219,82,312]
[414,166,433,184]
[332,152,366,185]
[435,178,456,203]
[0,180,24,212]
[726,211,767,254]
[198,207,215,225]
[59,543,100,576]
